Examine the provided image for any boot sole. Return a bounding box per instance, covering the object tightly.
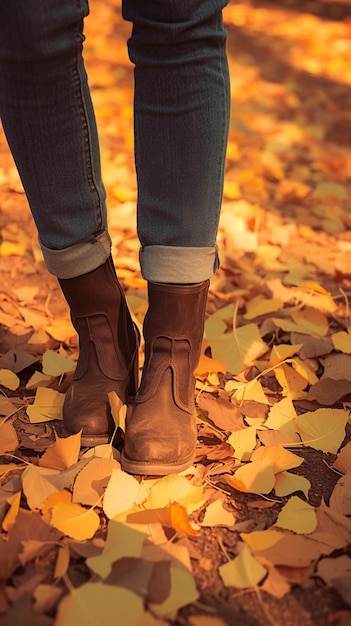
[120,449,195,476]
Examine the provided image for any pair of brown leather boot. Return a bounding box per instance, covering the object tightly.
[59,256,209,475]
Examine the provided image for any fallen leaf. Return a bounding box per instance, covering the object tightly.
[55,582,162,626]
[50,501,100,540]
[274,471,311,498]
[0,368,20,391]
[39,431,81,471]
[103,468,141,518]
[274,496,317,534]
[87,520,147,579]
[26,387,65,423]
[199,498,235,527]
[219,544,267,588]
[294,408,349,454]
[73,457,120,506]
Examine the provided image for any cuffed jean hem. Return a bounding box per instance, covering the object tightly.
[140,245,220,284]
[40,230,112,279]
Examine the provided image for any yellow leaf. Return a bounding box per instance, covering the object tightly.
[26,371,56,390]
[26,387,65,423]
[107,391,126,430]
[241,529,321,567]
[332,329,351,354]
[269,344,303,366]
[73,457,121,506]
[227,426,257,461]
[241,529,284,552]
[144,474,204,515]
[0,418,19,453]
[50,501,100,540]
[225,460,275,495]
[244,296,283,320]
[0,368,19,391]
[219,544,267,588]
[233,378,270,404]
[291,308,329,336]
[294,408,349,454]
[103,468,141,518]
[290,357,318,385]
[149,552,199,616]
[265,397,298,432]
[168,504,199,537]
[55,582,161,626]
[274,471,311,498]
[274,363,309,399]
[2,491,21,531]
[275,496,317,534]
[206,317,268,375]
[87,520,148,579]
[251,445,304,473]
[199,498,235,527]
[22,464,59,510]
[54,543,71,580]
[42,489,72,515]
[42,349,75,377]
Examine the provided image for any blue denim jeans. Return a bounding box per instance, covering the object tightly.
[0,0,230,282]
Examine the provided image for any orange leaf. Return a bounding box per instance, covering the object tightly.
[39,431,81,471]
[168,504,199,537]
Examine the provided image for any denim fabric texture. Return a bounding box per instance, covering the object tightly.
[0,0,230,282]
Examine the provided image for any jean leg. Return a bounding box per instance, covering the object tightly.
[0,0,111,278]
[123,0,230,283]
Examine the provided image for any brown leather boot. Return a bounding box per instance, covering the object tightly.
[121,279,209,475]
[58,257,139,446]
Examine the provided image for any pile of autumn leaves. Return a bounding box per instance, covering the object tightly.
[0,280,351,624]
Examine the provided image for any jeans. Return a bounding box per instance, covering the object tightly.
[0,0,230,282]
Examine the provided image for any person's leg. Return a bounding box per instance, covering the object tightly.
[121,0,230,474]
[0,0,138,443]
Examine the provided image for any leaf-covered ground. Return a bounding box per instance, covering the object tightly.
[0,1,351,625]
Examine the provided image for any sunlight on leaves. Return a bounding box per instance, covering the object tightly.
[251,445,304,473]
[264,397,298,432]
[50,501,100,541]
[26,387,65,423]
[143,474,204,515]
[225,459,275,495]
[294,408,349,454]
[103,468,141,519]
